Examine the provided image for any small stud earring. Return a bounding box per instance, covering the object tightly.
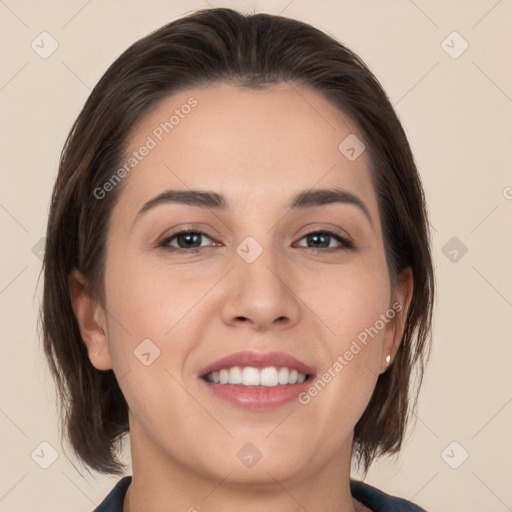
[379,353,392,375]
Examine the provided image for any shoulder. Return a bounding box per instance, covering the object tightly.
[350,479,428,512]
[93,475,132,512]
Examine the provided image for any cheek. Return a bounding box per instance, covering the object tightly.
[99,255,206,407]
[289,267,391,464]
[305,263,391,346]
[101,260,201,426]
[297,267,390,417]
[104,252,211,343]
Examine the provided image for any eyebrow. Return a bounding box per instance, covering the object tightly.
[135,187,373,227]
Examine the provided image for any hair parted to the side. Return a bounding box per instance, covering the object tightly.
[39,7,434,477]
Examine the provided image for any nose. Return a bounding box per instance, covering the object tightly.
[220,242,301,332]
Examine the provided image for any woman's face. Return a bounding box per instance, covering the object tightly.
[80,82,411,484]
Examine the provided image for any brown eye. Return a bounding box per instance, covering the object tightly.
[295,230,354,250]
[160,231,215,251]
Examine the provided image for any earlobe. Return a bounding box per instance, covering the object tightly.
[68,268,113,371]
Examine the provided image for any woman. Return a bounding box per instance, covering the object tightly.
[41,7,434,512]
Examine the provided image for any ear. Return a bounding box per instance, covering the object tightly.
[380,266,413,373]
[68,268,113,371]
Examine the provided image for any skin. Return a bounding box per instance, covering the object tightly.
[69,82,413,512]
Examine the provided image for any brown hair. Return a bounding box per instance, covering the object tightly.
[40,7,434,477]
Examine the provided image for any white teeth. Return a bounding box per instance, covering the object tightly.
[205,366,308,386]
[278,367,289,384]
[219,369,229,384]
[260,367,278,386]
[229,366,243,384]
[242,367,260,386]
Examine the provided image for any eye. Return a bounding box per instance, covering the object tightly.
[159,230,217,252]
[295,229,354,250]
[158,228,354,253]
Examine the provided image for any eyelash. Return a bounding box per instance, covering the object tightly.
[158,228,354,253]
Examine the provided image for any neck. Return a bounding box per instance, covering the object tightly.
[124,417,362,512]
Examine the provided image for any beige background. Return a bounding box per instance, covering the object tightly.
[1,0,511,511]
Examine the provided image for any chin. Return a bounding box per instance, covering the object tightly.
[203,446,312,486]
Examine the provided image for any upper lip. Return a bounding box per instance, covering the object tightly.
[198,350,315,378]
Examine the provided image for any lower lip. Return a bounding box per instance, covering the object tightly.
[199,378,312,410]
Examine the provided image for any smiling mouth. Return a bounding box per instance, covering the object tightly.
[202,366,312,387]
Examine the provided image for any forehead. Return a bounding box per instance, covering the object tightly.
[113,82,378,223]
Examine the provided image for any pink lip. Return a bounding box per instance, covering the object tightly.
[199,379,312,410]
[198,350,315,377]
[197,350,315,411]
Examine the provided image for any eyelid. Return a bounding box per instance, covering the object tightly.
[158,226,355,252]
[294,228,354,249]
[158,229,217,250]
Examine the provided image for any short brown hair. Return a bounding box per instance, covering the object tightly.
[40,7,434,477]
